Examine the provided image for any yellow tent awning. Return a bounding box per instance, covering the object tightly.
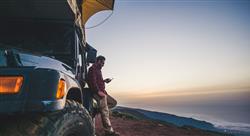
[67,0,115,46]
[82,0,115,25]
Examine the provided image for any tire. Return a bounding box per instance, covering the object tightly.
[0,100,94,136]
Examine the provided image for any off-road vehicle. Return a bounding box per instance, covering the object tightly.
[0,0,114,135]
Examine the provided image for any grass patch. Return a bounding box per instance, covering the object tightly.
[112,111,139,120]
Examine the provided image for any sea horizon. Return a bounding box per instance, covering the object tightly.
[118,101,250,135]
[119,105,250,136]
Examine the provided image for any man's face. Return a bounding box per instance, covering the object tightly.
[97,59,105,68]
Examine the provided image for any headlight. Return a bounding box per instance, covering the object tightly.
[56,79,66,99]
[0,76,23,94]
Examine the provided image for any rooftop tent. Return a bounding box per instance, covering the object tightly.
[0,0,115,25]
[82,0,115,25]
[0,0,115,46]
[0,0,75,23]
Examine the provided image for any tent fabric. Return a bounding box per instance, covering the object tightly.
[67,0,115,26]
[67,0,79,15]
[67,0,86,45]
[0,0,74,21]
[82,0,115,25]
[67,0,115,46]
[67,0,82,27]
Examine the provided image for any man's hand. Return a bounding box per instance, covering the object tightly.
[98,91,106,98]
[104,78,113,83]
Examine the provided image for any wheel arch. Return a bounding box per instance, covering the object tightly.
[66,87,83,104]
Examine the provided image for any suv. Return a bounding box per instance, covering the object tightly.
[0,0,97,136]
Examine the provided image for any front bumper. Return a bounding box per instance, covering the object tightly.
[0,99,64,113]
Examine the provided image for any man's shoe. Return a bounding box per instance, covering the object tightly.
[104,131,120,136]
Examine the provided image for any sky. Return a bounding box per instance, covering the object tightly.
[85,0,250,119]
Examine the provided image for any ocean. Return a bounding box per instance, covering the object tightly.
[122,104,250,136]
[161,105,250,135]
[121,90,250,135]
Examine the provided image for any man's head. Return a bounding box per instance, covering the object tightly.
[95,55,105,68]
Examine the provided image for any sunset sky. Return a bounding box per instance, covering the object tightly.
[86,0,250,116]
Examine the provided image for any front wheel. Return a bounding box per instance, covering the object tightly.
[0,100,94,136]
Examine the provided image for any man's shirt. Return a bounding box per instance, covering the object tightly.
[87,63,107,94]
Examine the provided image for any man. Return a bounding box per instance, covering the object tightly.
[87,55,119,136]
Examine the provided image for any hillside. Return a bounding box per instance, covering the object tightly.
[115,107,217,131]
[95,107,229,136]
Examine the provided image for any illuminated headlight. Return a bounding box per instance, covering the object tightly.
[56,79,66,99]
[0,76,23,94]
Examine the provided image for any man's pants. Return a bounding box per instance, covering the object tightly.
[94,94,117,133]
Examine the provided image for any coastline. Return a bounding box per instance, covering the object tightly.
[113,106,250,136]
[96,110,230,136]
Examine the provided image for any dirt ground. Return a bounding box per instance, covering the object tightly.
[95,114,224,136]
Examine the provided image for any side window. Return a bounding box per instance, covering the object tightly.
[75,32,87,81]
[75,33,82,67]
[79,42,86,79]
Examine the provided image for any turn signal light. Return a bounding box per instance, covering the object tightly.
[0,76,23,94]
[56,79,66,99]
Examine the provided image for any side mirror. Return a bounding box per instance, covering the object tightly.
[86,43,97,63]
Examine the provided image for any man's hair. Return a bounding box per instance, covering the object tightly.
[96,55,106,62]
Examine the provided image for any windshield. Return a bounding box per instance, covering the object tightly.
[0,21,76,67]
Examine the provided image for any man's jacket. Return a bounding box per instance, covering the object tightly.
[87,63,107,94]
